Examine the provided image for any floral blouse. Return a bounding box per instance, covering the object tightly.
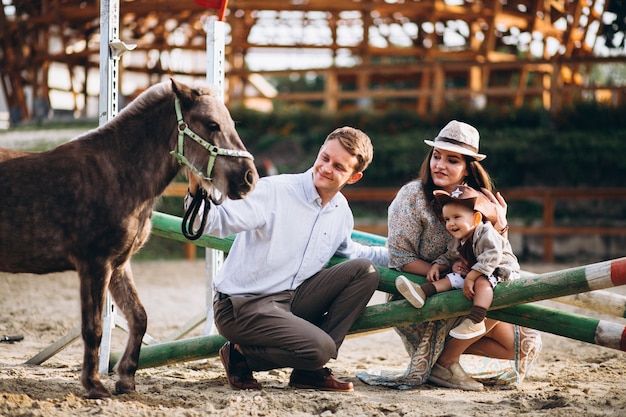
[387,179,451,270]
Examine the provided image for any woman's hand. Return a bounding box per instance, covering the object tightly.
[451,259,469,277]
[482,188,508,234]
[402,259,436,277]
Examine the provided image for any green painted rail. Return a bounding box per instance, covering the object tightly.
[109,212,626,370]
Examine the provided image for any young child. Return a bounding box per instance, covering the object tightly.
[395,185,520,339]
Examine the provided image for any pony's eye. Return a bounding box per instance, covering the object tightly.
[207,122,220,132]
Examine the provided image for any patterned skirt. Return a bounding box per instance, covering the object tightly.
[356,316,542,390]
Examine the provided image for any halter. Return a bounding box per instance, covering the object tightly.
[171,97,254,240]
[170,97,254,182]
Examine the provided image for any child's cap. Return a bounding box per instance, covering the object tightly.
[434,185,498,224]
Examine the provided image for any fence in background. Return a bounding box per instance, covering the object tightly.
[164,183,626,263]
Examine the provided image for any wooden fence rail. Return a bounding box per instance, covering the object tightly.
[228,56,626,115]
[163,184,626,263]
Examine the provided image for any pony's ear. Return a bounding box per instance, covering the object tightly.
[170,78,199,105]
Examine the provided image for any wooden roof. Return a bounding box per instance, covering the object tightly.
[0,0,612,122]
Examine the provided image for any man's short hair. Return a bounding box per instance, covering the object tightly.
[324,126,374,173]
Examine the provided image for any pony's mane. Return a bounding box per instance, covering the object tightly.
[188,82,219,97]
[120,81,172,118]
[118,80,219,120]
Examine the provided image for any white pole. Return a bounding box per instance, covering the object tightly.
[97,0,116,375]
[98,0,119,126]
[202,18,226,336]
[98,0,136,373]
[205,20,226,102]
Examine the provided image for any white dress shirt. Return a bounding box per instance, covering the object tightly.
[185,169,388,297]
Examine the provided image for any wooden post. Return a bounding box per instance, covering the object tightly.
[543,191,555,262]
[432,64,444,114]
[325,70,339,112]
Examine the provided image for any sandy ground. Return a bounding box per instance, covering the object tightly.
[1,259,626,417]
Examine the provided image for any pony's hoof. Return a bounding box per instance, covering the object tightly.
[114,380,135,395]
[86,386,112,400]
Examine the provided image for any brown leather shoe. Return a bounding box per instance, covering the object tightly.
[219,342,262,390]
[289,368,354,392]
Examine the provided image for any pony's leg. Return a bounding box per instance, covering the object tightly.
[108,262,147,395]
[77,262,112,399]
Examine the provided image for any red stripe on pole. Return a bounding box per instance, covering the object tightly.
[194,0,228,21]
[621,327,626,352]
[610,258,626,287]
[218,0,228,21]
[193,0,223,8]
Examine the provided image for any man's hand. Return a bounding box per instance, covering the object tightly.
[188,175,200,196]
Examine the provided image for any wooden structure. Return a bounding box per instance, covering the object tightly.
[1,0,623,124]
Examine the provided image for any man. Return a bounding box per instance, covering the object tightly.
[186,126,388,392]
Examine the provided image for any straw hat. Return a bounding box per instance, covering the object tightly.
[434,185,497,224]
[424,120,486,161]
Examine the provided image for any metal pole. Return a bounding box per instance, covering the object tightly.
[98,0,116,125]
[160,11,229,342]
[202,18,226,336]
[98,0,136,374]
[97,0,115,376]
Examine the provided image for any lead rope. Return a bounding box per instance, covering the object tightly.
[182,189,210,240]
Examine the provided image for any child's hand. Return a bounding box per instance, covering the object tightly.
[463,278,475,300]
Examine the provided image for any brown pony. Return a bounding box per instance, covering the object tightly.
[0,78,258,399]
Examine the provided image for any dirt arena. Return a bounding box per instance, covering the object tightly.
[1,260,625,416]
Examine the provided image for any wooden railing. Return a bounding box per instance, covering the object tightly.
[163,184,626,263]
[228,56,626,115]
[502,188,626,262]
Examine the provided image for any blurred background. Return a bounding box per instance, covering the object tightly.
[1,0,625,263]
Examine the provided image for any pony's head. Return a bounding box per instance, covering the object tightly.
[170,78,258,203]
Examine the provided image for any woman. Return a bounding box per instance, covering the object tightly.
[358,120,541,391]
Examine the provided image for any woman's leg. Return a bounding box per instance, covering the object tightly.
[462,320,515,360]
[437,319,515,367]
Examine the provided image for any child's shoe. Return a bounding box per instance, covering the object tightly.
[395,275,426,308]
[449,318,486,339]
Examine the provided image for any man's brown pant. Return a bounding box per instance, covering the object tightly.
[213,258,379,371]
